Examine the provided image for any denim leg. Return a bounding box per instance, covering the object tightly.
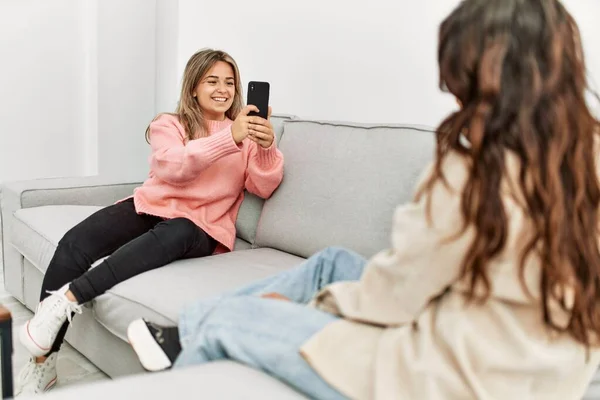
[175,296,348,400]
[179,247,367,346]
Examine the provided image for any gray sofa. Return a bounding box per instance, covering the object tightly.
[1,115,436,397]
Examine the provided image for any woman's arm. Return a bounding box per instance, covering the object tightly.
[149,115,241,186]
[244,140,284,199]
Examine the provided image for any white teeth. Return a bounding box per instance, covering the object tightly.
[212,97,227,102]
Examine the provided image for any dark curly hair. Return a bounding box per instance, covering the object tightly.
[423,0,600,347]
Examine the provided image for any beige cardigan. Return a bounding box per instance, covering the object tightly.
[300,151,600,400]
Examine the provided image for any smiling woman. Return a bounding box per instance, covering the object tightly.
[195,63,237,120]
[153,50,244,142]
[15,48,285,396]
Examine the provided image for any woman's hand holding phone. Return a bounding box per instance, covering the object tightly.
[231,105,259,144]
[248,106,274,148]
[231,106,274,148]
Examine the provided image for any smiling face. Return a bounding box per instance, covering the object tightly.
[193,61,236,121]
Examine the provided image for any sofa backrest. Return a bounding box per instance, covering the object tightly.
[234,114,294,245]
[254,119,436,258]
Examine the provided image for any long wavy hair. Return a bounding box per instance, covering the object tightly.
[422,0,600,347]
[146,49,244,142]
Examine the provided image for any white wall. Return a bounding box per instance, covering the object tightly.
[0,0,158,184]
[0,0,88,182]
[96,0,156,181]
[155,0,180,114]
[565,0,600,115]
[1,0,598,184]
[175,0,600,127]
[176,0,458,126]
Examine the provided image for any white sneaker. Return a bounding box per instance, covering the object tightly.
[15,353,58,396]
[20,284,82,357]
[127,319,182,372]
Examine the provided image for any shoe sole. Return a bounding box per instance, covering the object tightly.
[127,320,173,372]
[20,321,51,357]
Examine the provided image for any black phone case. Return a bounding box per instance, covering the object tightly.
[247,81,270,119]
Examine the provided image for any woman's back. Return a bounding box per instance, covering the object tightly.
[398,150,600,399]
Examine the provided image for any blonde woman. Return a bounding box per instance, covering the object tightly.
[17,49,284,395]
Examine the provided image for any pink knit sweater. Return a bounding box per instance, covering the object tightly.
[129,114,284,252]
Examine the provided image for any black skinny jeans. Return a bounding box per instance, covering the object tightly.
[40,198,217,354]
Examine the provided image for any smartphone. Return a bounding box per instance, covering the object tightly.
[247,81,270,120]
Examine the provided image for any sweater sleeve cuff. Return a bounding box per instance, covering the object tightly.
[255,142,280,167]
[187,126,241,161]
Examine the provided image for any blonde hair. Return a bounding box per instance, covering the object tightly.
[146,49,244,142]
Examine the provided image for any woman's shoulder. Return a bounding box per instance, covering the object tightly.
[416,150,471,199]
[149,113,187,134]
[151,112,181,126]
[147,113,187,141]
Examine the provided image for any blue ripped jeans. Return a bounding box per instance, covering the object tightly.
[176,247,367,400]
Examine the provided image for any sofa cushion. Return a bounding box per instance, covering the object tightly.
[94,248,304,341]
[255,119,435,259]
[11,205,104,272]
[10,205,253,276]
[235,114,293,245]
[31,361,307,400]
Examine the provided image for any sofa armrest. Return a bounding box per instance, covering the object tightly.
[1,175,141,210]
[0,176,141,301]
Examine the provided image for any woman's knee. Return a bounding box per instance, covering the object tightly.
[319,246,362,262]
[55,228,86,262]
[314,247,367,280]
[57,215,103,251]
[58,224,82,248]
[53,222,101,270]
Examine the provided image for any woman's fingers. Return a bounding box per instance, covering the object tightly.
[249,130,272,141]
[249,123,271,134]
[248,116,269,126]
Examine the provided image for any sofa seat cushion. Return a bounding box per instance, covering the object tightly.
[10,205,253,275]
[94,248,305,341]
[11,205,104,272]
[31,361,307,400]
